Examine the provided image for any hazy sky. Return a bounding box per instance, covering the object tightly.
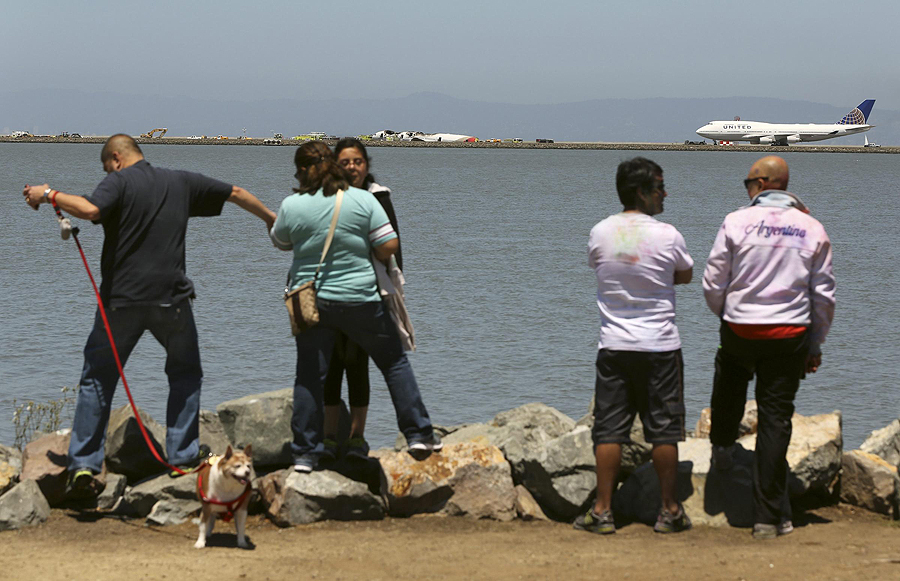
[5,0,897,108]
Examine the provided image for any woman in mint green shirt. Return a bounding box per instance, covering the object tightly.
[271,141,441,472]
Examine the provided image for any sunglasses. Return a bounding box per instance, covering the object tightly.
[743,176,769,189]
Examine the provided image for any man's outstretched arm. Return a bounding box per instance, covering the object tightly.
[228,186,277,230]
[23,184,100,220]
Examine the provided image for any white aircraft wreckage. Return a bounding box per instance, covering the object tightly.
[371,130,477,142]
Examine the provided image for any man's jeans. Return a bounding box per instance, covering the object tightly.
[709,322,809,525]
[291,299,434,466]
[68,301,203,473]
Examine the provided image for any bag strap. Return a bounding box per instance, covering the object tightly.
[284,189,345,291]
[314,189,344,280]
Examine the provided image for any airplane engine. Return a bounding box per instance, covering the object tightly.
[758,137,774,145]
[787,135,801,143]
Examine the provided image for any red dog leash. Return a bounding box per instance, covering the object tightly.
[46,195,200,476]
[196,470,252,522]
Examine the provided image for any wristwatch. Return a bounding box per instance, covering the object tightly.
[43,187,52,201]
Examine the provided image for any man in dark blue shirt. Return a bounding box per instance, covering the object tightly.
[24,134,275,494]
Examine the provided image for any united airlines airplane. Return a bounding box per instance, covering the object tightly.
[696,100,875,145]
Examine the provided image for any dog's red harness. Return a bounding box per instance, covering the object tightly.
[197,470,252,523]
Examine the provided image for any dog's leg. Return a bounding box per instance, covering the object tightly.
[235,507,249,549]
[194,506,211,549]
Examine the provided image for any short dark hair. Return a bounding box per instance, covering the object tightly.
[334,137,375,188]
[101,134,142,163]
[615,157,662,208]
[293,141,349,197]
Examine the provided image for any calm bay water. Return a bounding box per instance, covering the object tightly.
[1,143,897,451]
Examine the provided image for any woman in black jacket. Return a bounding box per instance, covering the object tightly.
[322,138,404,459]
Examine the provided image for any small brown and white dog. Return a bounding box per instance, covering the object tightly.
[194,445,254,549]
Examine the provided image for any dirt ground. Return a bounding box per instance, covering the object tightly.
[2,504,899,581]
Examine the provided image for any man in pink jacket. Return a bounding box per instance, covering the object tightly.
[702,156,835,540]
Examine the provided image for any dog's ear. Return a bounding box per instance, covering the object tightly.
[224,445,233,460]
[243,444,252,457]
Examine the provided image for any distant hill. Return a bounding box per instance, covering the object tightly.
[2,90,896,145]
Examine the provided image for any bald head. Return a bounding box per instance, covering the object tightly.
[746,156,789,195]
[101,134,144,173]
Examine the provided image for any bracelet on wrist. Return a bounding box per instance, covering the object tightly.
[43,187,52,202]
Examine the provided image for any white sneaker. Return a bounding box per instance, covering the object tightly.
[293,463,313,473]
[408,435,443,452]
[778,520,794,536]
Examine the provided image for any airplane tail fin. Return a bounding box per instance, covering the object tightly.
[838,99,875,124]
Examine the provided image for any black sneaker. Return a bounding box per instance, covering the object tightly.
[320,437,340,462]
[573,508,616,535]
[169,444,212,477]
[345,436,370,459]
[66,468,101,500]
[711,444,734,472]
[654,504,692,533]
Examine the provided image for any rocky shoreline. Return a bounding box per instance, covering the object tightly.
[1,135,898,154]
[2,391,898,532]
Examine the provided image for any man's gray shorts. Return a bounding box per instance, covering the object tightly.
[591,348,685,446]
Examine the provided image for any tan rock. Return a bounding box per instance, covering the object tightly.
[840,450,899,516]
[694,400,758,439]
[695,408,712,439]
[514,485,549,521]
[21,431,71,506]
[257,470,288,523]
[0,462,18,496]
[377,440,515,519]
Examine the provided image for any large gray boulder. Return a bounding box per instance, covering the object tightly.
[217,389,292,468]
[0,444,21,472]
[147,498,202,526]
[199,410,233,456]
[0,479,51,531]
[860,419,900,467]
[96,473,127,511]
[376,441,516,520]
[443,403,575,484]
[121,472,199,517]
[105,405,167,483]
[258,468,384,526]
[740,411,843,497]
[840,450,900,516]
[519,426,596,521]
